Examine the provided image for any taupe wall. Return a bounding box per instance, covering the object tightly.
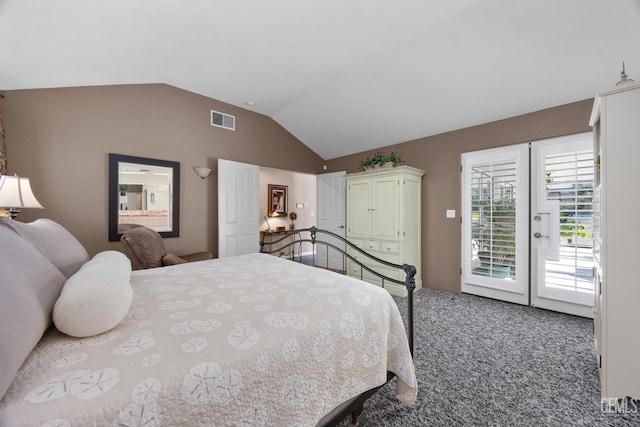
[326,99,595,293]
[2,83,595,294]
[1,84,324,257]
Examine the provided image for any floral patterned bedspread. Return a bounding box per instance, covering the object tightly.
[0,253,417,426]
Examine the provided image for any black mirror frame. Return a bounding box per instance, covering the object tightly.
[108,153,180,241]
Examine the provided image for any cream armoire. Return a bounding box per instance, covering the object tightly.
[590,81,640,401]
[346,165,424,296]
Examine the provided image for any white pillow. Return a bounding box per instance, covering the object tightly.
[53,251,133,337]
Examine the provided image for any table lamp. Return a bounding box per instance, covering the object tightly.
[0,174,44,219]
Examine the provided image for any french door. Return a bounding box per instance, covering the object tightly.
[462,133,594,317]
[462,144,530,305]
[530,134,594,317]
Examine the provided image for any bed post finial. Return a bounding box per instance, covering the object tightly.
[310,226,317,245]
[402,264,417,293]
[402,263,416,357]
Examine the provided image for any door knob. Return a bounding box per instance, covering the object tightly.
[533,232,548,238]
[337,225,345,229]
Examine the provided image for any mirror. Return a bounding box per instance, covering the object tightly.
[108,153,180,241]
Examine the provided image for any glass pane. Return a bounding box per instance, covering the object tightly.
[470,160,517,279]
[118,161,174,232]
[544,149,594,292]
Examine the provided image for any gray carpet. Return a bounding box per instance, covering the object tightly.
[343,288,640,426]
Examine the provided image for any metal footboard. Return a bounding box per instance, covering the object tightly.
[259,226,416,355]
[260,226,417,426]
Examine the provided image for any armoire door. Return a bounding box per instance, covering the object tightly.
[347,177,371,239]
[371,175,399,241]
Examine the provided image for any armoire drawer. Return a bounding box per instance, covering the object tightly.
[347,238,398,254]
[347,238,378,252]
[363,240,380,251]
[379,241,399,254]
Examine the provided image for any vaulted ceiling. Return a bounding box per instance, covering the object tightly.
[1,0,639,159]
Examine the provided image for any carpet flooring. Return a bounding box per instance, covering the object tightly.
[342,288,640,426]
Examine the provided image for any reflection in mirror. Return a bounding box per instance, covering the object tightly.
[109,154,180,241]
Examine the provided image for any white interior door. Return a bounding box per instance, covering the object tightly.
[531,133,594,318]
[461,144,530,305]
[316,171,346,270]
[218,159,260,257]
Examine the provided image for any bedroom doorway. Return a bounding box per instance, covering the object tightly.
[461,133,594,317]
[218,159,323,258]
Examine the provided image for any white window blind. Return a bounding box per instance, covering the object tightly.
[544,149,594,291]
[470,160,517,279]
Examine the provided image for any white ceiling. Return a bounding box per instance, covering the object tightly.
[1,0,639,160]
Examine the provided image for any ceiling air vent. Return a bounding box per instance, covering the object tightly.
[211,110,235,130]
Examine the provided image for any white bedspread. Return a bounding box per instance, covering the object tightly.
[0,253,417,426]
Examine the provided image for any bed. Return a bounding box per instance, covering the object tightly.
[0,219,417,426]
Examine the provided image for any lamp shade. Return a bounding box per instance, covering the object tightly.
[0,174,44,209]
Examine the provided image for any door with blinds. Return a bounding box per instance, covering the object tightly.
[530,134,594,317]
[461,145,529,305]
[462,135,594,316]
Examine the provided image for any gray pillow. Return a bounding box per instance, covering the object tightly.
[2,218,89,278]
[0,219,67,400]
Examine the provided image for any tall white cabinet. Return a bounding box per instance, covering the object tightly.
[346,166,424,296]
[590,82,640,400]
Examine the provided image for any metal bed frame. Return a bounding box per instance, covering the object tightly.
[259,226,416,426]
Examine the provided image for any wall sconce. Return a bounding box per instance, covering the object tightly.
[0,174,44,219]
[193,167,212,179]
